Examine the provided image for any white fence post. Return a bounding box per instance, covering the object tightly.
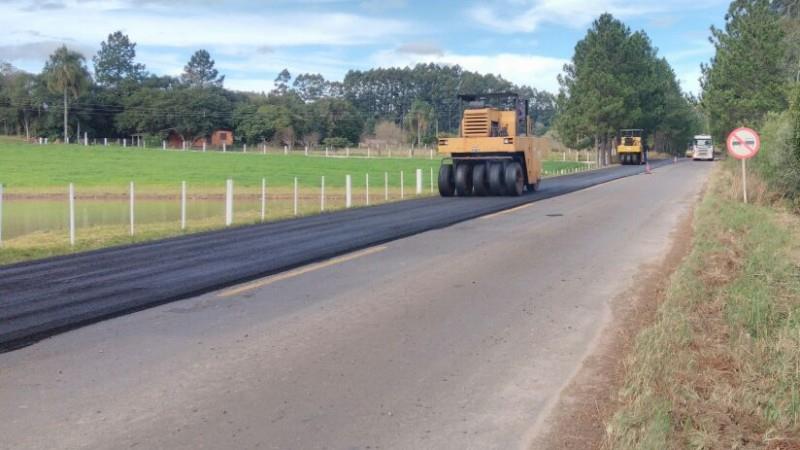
[103,137,107,146]
[203,141,206,152]
[223,142,227,153]
[400,171,404,199]
[345,174,352,208]
[68,183,75,246]
[365,173,370,206]
[346,147,350,157]
[325,147,329,157]
[305,145,308,156]
[320,176,325,212]
[293,177,298,216]
[384,172,388,201]
[367,146,371,158]
[225,179,233,226]
[261,177,266,222]
[123,138,127,148]
[181,181,187,230]
[284,145,288,155]
[84,132,88,146]
[129,181,135,236]
[243,143,247,153]
[0,183,3,246]
[162,140,166,150]
[415,169,422,195]
[429,148,433,160]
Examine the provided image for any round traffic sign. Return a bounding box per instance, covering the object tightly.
[726,127,760,160]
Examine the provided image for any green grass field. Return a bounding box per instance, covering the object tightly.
[0,137,587,194]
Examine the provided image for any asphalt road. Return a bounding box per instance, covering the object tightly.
[0,161,711,449]
[0,161,675,351]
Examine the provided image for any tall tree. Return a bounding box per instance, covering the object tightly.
[181,50,224,87]
[405,99,433,146]
[42,46,90,143]
[273,69,291,96]
[701,0,787,140]
[93,31,145,87]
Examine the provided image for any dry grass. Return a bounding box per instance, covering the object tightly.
[605,162,800,449]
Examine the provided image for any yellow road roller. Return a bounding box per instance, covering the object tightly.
[436,93,541,196]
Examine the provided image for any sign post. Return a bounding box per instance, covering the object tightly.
[726,127,760,204]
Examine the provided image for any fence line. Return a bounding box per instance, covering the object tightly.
[1,163,604,248]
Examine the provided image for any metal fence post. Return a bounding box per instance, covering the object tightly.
[181,181,187,230]
[129,181,135,236]
[293,177,298,216]
[0,183,3,246]
[68,183,75,246]
[320,176,325,211]
[345,175,352,208]
[225,179,233,226]
[261,177,266,222]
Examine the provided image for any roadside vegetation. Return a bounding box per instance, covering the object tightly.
[606,161,800,448]
[606,1,800,447]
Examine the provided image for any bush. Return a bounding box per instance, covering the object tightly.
[752,110,800,205]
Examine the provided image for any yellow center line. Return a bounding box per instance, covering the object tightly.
[218,245,388,298]
[481,202,535,220]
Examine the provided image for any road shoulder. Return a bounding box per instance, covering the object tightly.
[527,184,702,449]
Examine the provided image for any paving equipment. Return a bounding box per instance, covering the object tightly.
[436,93,541,197]
[617,129,648,165]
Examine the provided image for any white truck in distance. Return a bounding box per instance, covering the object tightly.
[692,134,714,161]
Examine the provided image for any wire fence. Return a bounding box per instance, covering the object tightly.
[0,168,439,247]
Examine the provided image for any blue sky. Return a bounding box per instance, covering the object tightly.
[0,0,729,95]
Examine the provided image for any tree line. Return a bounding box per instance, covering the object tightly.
[554,13,702,161]
[0,32,557,148]
[700,0,800,200]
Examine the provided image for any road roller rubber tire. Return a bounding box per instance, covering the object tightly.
[487,162,505,196]
[454,163,473,196]
[438,164,455,197]
[504,162,524,196]
[472,163,488,196]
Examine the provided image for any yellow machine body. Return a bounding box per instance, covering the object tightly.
[616,129,647,165]
[437,107,541,188]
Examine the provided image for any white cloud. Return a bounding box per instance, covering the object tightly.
[469,0,725,33]
[372,49,567,92]
[0,0,410,52]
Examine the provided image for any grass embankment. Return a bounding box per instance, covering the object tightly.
[605,162,800,448]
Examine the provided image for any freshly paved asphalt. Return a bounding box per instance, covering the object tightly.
[0,160,711,450]
[0,160,675,351]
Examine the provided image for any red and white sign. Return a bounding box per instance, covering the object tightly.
[726,127,760,160]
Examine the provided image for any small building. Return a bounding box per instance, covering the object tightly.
[167,129,234,149]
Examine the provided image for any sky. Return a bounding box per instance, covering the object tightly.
[0,0,729,96]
